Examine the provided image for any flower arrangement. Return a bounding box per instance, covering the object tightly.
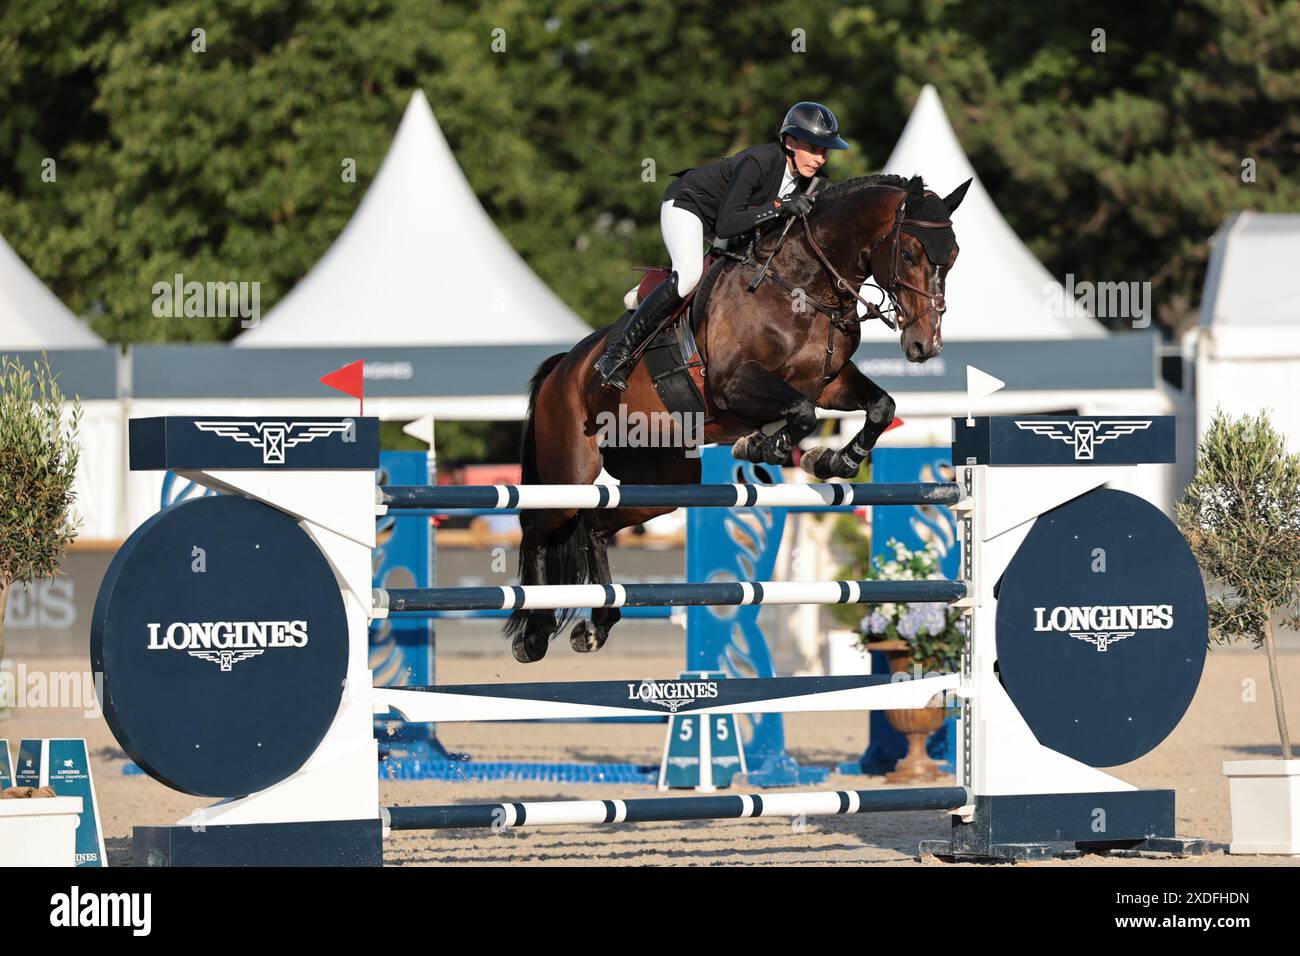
[856,538,965,674]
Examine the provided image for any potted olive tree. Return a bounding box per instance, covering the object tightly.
[1177,410,1299,854]
[0,355,82,720]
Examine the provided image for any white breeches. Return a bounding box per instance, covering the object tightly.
[660,200,705,295]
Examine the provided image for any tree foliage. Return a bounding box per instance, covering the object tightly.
[0,354,82,664]
[1178,409,1300,644]
[0,0,1295,341]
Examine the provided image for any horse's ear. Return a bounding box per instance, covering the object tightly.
[942,178,973,214]
[905,174,926,198]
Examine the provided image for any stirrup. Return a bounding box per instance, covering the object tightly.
[595,349,632,390]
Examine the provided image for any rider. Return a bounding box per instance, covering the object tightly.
[594,101,850,391]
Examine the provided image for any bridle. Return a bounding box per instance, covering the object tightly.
[738,184,953,384]
[801,189,951,332]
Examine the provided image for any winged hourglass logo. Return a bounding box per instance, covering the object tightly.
[1013,420,1152,460]
[192,420,354,464]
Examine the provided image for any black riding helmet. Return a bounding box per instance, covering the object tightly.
[779,102,850,151]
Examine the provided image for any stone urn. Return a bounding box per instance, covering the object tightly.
[868,640,948,783]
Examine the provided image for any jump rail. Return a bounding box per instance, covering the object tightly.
[374,579,968,613]
[378,481,964,511]
[384,786,973,830]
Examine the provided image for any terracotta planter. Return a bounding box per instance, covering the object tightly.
[868,640,948,783]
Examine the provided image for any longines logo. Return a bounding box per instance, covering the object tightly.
[1034,603,1174,652]
[193,420,354,464]
[625,679,720,712]
[1014,419,1152,460]
[147,620,309,671]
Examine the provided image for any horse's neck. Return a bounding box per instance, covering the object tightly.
[774,186,897,290]
[809,185,898,262]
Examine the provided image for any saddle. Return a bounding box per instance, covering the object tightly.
[619,252,730,423]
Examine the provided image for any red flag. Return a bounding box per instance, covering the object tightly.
[321,360,365,414]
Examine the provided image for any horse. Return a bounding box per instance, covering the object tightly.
[505,173,971,662]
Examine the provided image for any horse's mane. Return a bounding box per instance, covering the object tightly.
[752,172,926,256]
[820,172,924,202]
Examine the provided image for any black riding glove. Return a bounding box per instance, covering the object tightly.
[776,193,815,219]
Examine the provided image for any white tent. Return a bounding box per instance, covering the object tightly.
[874,85,1104,339]
[0,233,102,348]
[1193,211,1300,453]
[236,90,591,347]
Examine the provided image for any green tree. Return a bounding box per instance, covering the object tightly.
[1178,410,1300,760]
[1,1,1295,344]
[0,355,82,672]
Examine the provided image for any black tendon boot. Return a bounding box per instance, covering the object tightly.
[594,273,683,391]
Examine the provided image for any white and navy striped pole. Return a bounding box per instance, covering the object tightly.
[379,481,962,511]
[384,786,971,830]
[375,579,966,613]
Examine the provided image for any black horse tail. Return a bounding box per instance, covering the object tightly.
[505,354,595,641]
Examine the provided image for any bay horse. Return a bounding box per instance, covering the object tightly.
[506,173,971,662]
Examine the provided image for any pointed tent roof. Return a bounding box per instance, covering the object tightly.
[0,233,102,348]
[236,91,591,347]
[878,85,1103,339]
[1200,211,1300,330]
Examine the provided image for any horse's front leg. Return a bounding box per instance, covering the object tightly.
[723,361,819,467]
[801,362,894,480]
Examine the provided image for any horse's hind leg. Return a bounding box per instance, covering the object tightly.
[511,511,579,663]
[569,532,617,653]
[508,364,605,662]
[577,447,701,652]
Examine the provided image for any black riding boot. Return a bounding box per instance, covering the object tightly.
[594,273,683,391]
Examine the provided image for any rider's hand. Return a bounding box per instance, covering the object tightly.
[776,193,815,218]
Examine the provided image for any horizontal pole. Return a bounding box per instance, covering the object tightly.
[384,786,972,830]
[373,672,960,723]
[380,481,962,511]
[376,579,967,613]
[399,606,673,620]
[401,504,859,517]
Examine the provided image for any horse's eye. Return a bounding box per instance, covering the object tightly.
[902,251,916,265]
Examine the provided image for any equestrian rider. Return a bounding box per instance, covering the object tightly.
[594,101,850,391]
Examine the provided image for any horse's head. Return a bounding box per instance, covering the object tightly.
[865,176,971,362]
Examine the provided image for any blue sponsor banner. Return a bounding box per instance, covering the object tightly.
[852,337,1157,393]
[372,450,436,748]
[870,447,960,580]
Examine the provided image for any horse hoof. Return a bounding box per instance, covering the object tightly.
[799,446,837,479]
[732,434,761,463]
[570,620,608,653]
[511,633,550,663]
[762,439,793,466]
